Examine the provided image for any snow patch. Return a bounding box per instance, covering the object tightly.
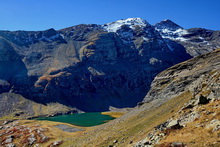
[60,34,65,39]
[120,31,134,39]
[143,37,149,41]
[149,57,162,65]
[156,28,189,41]
[166,43,174,51]
[175,37,188,41]
[39,33,60,41]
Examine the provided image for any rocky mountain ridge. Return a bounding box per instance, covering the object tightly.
[0,18,219,115]
[155,19,220,56]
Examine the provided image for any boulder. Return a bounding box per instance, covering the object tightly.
[198,95,210,105]
[167,120,183,130]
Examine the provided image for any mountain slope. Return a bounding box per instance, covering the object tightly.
[135,48,220,146]
[0,18,219,114]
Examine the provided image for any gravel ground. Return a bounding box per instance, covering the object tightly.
[54,124,84,132]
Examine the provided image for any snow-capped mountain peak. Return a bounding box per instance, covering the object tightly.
[103,17,150,32]
[155,19,182,31]
[154,19,188,41]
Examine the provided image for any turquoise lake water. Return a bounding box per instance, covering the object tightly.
[35,112,115,127]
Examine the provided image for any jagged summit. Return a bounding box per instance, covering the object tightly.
[154,19,183,31]
[102,18,189,44]
[154,19,188,41]
[102,17,150,32]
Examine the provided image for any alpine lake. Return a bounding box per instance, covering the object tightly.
[35,112,115,127]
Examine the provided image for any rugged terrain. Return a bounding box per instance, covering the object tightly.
[0,18,219,117]
[135,48,220,146]
[1,48,220,147]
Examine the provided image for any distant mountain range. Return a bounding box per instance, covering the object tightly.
[0,18,219,117]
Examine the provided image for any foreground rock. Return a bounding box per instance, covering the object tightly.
[0,120,84,147]
[0,121,49,146]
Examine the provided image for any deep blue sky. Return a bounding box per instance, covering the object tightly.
[0,0,219,31]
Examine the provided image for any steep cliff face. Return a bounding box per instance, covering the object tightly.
[0,18,218,113]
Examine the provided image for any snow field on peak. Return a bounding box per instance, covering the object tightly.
[103,18,149,32]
